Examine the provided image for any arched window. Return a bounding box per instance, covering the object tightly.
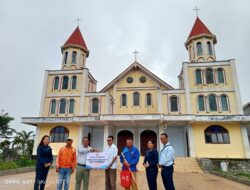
[71,76,77,89]
[204,125,230,144]
[69,99,75,114]
[207,42,213,55]
[170,96,178,112]
[59,99,67,114]
[64,52,68,64]
[208,94,217,111]
[72,51,77,64]
[133,92,140,106]
[121,94,127,107]
[206,69,214,84]
[146,93,152,106]
[62,76,69,89]
[50,126,69,142]
[195,69,202,84]
[198,95,205,111]
[221,95,229,111]
[92,98,99,113]
[50,99,57,114]
[197,42,203,56]
[218,68,225,83]
[54,76,59,90]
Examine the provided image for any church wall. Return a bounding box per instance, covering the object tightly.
[115,89,158,114]
[161,93,187,114]
[192,122,245,158]
[46,72,84,95]
[190,92,238,115]
[36,123,81,155]
[42,97,81,117]
[83,95,106,115]
[187,62,234,90]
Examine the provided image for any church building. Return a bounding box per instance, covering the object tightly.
[22,16,250,158]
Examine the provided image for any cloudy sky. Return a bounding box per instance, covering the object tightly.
[0,0,250,133]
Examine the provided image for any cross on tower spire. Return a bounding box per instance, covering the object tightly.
[193,6,201,17]
[75,17,82,26]
[133,50,139,62]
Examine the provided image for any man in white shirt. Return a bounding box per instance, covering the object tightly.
[75,137,95,190]
[104,135,118,190]
[159,133,175,190]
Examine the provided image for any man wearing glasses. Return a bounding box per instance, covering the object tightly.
[104,135,118,190]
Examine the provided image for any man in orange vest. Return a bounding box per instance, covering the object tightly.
[56,137,76,190]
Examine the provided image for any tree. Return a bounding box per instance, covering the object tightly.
[15,130,35,156]
[0,111,15,139]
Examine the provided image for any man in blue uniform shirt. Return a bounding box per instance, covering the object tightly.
[159,133,175,190]
[120,138,140,190]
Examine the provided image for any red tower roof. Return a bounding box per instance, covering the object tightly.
[188,17,213,39]
[63,26,89,54]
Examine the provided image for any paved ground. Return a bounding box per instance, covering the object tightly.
[0,169,249,190]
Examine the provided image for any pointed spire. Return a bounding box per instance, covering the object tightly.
[62,26,89,56]
[187,17,216,42]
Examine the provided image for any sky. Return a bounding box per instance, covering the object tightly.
[0,0,250,133]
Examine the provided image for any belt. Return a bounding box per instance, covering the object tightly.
[77,163,86,167]
[160,164,173,168]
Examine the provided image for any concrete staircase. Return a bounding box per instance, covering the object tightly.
[118,157,203,173]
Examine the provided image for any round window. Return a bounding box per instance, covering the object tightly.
[139,76,146,83]
[127,77,133,83]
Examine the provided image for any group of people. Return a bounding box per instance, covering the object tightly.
[34,133,175,190]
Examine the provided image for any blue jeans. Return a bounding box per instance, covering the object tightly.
[57,168,72,190]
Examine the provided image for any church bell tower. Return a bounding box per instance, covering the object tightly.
[185,17,217,63]
[61,26,89,70]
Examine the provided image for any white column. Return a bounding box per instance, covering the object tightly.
[77,125,83,149]
[241,125,250,158]
[183,63,192,114]
[230,59,243,114]
[187,124,196,157]
[80,69,88,115]
[158,124,165,150]
[103,125,109,151]
[157,89,162,113]
[32,126,40,155]
[39,71,49,116]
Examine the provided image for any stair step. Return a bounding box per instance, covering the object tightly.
[118,156,203,173]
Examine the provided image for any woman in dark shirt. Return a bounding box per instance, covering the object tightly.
[34,135,53,190]
[143,140,159,190]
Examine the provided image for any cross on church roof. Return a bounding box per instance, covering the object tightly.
[193,6,201,17]
[133,50,139,62]
[75,17,82,26]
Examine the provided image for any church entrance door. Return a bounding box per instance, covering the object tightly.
[117,130,133,155]
[140,130,157,156]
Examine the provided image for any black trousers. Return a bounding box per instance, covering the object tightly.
[34,166,49,190]
[146,167,158,190]
[161,165,175,190]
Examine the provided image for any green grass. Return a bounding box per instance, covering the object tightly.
[235,173,250,180]
[0,159,36,171]
[212,168,250,180]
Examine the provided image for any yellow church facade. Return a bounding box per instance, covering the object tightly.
[22,17,250,159]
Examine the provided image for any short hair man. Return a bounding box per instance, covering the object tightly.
[159,133,175,190]
[104,135,118,190]
[75,137,95,190]
[56,137,76,190]
[120,138,140,190]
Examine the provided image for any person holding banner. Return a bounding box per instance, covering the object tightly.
[104,135,118,190]
[159,133,175,190]
[75,137,95,190]
[120,138,140,190]
[143,140,159,190]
